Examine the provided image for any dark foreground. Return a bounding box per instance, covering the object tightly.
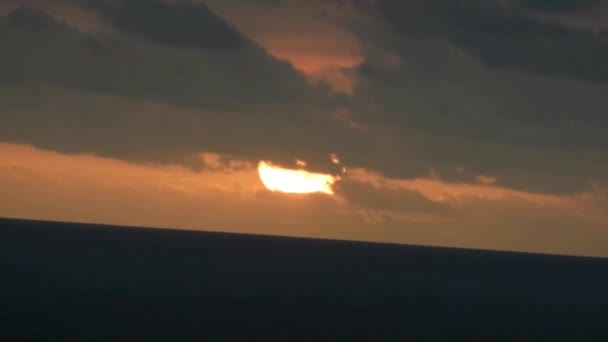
[1,218,607,341]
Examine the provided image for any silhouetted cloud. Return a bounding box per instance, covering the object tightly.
[515,0,600,13]
[0,5,319,105]
[1,4,66,31]
[86,0,243,49]
[0,4,350,170]
[335,0,608,193]
[365,0,608,84]
[336,180,454,217]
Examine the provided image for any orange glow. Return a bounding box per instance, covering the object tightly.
[258,161,338,195]
[204,0,364,94]
[2,143,608,257]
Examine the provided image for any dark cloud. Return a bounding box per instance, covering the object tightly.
[346,35,608,193]
[336,180,454,216]
[368,0,608,84]
[0,2,387,179]
[515,0,600,13]
[2,0,608,197]
[86,0,243,50]
[330,0,608,194]
[0,4,349,169]
[0,5,324,107]
[1,4,66,31]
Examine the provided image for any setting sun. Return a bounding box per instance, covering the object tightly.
[258,161,338,195]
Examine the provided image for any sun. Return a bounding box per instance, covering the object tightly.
[258,161,338,195]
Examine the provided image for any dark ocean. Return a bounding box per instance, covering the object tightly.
[1,218,607,341]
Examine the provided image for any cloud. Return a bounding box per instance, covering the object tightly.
[0,0,108,32]
[0,143,414,243]
[514,0,600,13]
[320,1,608,194]
[1,0,607,258]
[335,179,454,217]
[0,5,321,106]
[0,85,348,171]
[2,142,607,257]
[1,3,67,31]
[364,0,608,84]
[85,0,244,50]
[204,0,365,93]
[2,0,608,199]
[0,3,366,172]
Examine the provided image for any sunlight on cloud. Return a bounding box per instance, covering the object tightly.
[204,0,364,94]
[345,167,574,207]
[1,143,607,256]
[0,143,263,196]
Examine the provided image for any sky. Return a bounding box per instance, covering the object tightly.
[1,0,608,257]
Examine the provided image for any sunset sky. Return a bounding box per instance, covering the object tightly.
[1,0,608,257]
